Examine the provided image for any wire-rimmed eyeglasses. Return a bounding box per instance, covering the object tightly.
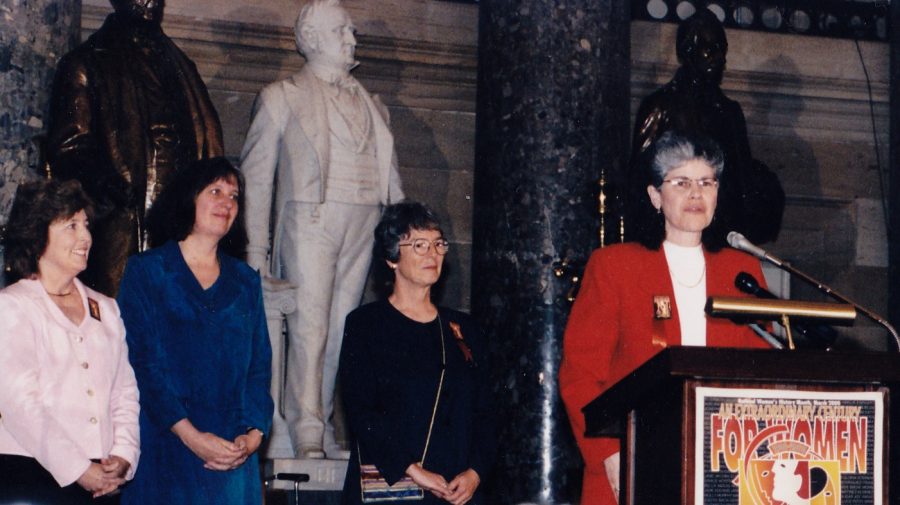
[660,177,719,192]
[398,238,450,256]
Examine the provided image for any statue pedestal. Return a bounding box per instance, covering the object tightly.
[265,458,347,491]
[262,277,298,459]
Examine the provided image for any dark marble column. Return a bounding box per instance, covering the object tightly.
[0,0,80,280]
[473,0,630,503]
[890,0,900,330]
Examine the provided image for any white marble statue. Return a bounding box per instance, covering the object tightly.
[240,0,403,460]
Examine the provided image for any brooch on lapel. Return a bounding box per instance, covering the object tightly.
[653,295,671,320]
[88,298,101,321]
[449,321,476,367]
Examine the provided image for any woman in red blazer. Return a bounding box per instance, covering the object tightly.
[559,131,772,505]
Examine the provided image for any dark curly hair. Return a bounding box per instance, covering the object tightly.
[3,178,95,284]
[629,130,727,251]
[146,157,248,259]
[374,202,443,263]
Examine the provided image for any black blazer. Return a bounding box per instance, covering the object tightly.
[339,300,496,504]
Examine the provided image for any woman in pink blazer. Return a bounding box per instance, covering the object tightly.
[0,179,140,504]
[559,131,772,505]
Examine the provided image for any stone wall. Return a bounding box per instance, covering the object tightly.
[78,2,891,348]
[0,0,80,283]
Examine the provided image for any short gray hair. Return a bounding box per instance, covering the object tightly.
[294,0,344,56]
[648,130,724,187]
[374,202,443,263]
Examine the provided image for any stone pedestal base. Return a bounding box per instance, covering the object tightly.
[264,458,348,491]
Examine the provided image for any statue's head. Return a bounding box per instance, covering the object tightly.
[676,9,727,85]
[294,0,357,71]
[110,0,165,25]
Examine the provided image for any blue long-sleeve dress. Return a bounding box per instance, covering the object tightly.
[117,240,273,504]
[340,300,496,504]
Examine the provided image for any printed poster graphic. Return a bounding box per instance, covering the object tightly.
[695,388,883,505]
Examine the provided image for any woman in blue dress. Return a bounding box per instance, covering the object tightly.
[118,157,273,504]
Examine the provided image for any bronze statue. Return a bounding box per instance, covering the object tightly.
[628,9,784,246]
[46,0,224,296]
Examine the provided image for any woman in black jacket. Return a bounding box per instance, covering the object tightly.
[340,202,495,505]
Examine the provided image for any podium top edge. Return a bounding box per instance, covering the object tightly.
[580,347,900,438]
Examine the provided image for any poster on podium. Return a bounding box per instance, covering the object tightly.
[695,387,883,505]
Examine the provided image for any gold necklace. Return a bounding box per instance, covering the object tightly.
[671,264,706,289]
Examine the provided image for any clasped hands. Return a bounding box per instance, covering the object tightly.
[77,455,130,497]
[173,419,262,471]
[406,463,480,505]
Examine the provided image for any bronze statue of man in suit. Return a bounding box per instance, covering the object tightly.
[46,0,224,296]
[628,9,784,246]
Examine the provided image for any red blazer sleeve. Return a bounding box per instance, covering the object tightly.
[559,249,622,469]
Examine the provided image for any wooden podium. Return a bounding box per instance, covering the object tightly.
[582,347,900,505]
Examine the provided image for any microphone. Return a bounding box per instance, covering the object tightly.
[734,272,837,349]
[726,232,783,267]
[727,230,900,350]
[733,271,784,349]
[725,273,784,348]
[734,272,776,299]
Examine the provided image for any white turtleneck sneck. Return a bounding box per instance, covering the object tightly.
[663,241,707,346]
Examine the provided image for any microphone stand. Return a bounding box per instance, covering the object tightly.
[748,323,784,350]
[765,256,899,351]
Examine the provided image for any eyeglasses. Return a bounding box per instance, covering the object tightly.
[660,177,719,192]
[399,238,450,256]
